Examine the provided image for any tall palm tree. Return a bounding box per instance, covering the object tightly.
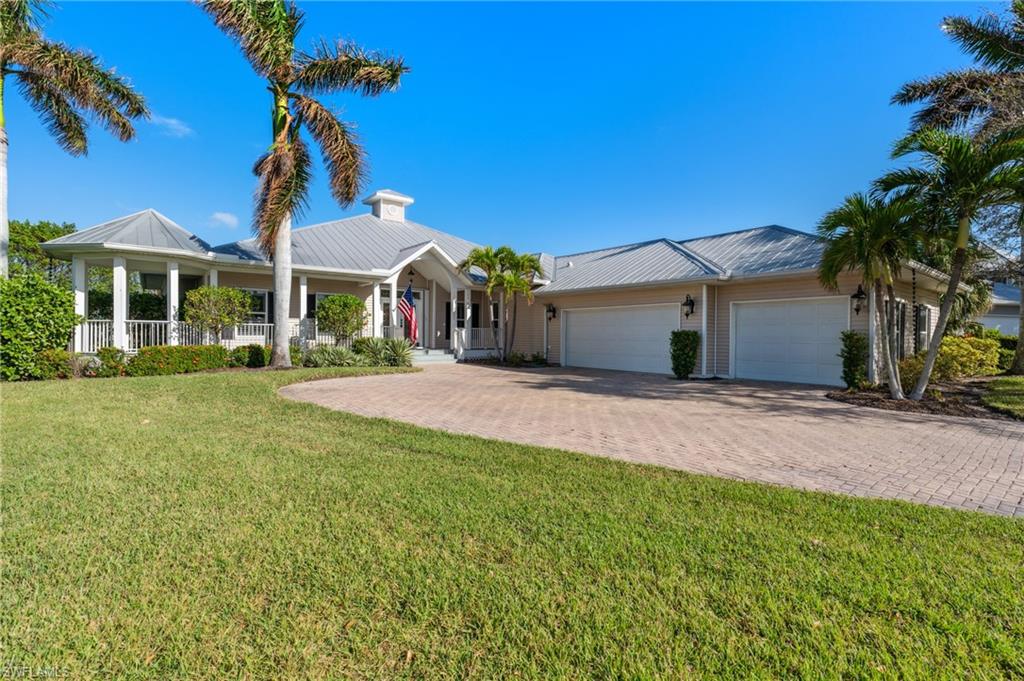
[200,0,406,367]
[818,193,920,399]
[495,247,542,360]
[893,1,1024,138]
[0,0,148,278]
[876,128,1024,399]
[458,246,504,360]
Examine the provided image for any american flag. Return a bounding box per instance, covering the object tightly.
[397,283,418,344]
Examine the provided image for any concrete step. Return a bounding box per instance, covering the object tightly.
[411,348,457,365]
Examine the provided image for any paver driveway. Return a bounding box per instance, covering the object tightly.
[282,364,1024,516]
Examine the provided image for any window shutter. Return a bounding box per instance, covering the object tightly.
[472,303,481,328]
[307,294,317,319]
[267,295,274,325]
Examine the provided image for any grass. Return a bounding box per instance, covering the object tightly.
[3,368,1023,679]
[983,376,1024,418]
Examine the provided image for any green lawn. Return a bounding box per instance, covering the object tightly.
[984,376,1024,418]
[3,369,1022,679]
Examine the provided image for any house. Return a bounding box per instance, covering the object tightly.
[42,189,949,386]
[980,282,1020,335]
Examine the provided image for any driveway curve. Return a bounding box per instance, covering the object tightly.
[281,364,1024,516]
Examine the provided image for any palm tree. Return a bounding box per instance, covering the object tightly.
[200,0,406,367]
[0,0,148,277]
[458,246,505,360]
[893,1,1024,138]
[495,247,542,360]
[876,128,1024,400]
[818,193,920,399]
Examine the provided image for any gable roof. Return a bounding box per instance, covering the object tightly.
[44,209,212,254]
[210,214,482,274]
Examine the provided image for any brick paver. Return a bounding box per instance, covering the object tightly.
[281,364,1024,516]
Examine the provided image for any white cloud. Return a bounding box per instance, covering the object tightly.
[150,114,194,138]
[210,211,239,229]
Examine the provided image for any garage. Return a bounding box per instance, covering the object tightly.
[563,304,679,374]
[732,298,847,386]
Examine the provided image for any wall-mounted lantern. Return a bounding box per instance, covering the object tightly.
[546,303,557,320]
[850,284,868,315]
[683,294,696,319]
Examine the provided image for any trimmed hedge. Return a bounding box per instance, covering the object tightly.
[227,344,302,368]
[670,330,701,379]
[126,345,229,377]
[899,336,1001,392]
[0,271,79,380]
[838,330,870,390]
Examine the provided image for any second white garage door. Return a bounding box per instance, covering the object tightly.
[732,298,847,386]
[563,304,679,374]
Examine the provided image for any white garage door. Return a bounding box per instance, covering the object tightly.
[564,304,679,374]
[733,298,847,386]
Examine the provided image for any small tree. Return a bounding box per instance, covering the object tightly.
[0,271,79,380]
[183,286,251,342]
[315,294,366,345]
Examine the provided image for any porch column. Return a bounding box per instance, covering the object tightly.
[72,256,87,352]
[389,278,399,336]
[449,279,459,354]
[166,261,179,345]
[298,275,308,341]
[112,257,128,350]
[430,280,437,348]
[463,287,473,349]
[372,283,383,337]
[208,268,218,287]
[700,284,708,376]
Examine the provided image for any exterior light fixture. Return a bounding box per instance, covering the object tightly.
[850,284,867,315]
[683,294,696,319]
[546,303,557,320]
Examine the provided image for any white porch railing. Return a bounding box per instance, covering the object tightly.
[126,320,169,353]
[81,320,114,354]
[469,327,499,348]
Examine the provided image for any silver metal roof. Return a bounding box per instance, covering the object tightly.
[679,225,823,276]
[44,209,212,254]
[211,214,484,276]
[992,282,1020,306]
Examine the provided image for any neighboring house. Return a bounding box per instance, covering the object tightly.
[980,282,1020,335]
[43,189,949,386]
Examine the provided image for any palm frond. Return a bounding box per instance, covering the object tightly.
[892,69,1020,132]
[943,9,1024,72]
[252,135,312,255]
[293,39,406,96]
[197,0,299,81]
[13,69,87,155]
[0,0,50,43]
[290,94,366,206]
[874,167,934,196]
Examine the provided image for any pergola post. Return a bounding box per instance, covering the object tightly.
[72,256,87,352]
[167,261,179,345]
[112,257,128,350]
[298,275,308,342]
[372,283,382,338]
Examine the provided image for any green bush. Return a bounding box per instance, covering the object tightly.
[530,351,547,365]
[838,330,870,390]
[303,345,362,368]
[0,271,80,380]
[354,337,390,367]
[126,345,229,377]
[506,351,527,367]
[997,348,1014,372]
[96,347,128,378]
[899,336,1001,392]
[315,294,367,345]
[227,343,302,368]
[183,286,251,340]
[981,327,1018,351]
[384,337,414,367]
[669,330,701,379]
[35,348,72,380]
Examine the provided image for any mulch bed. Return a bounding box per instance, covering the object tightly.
[826,377,1018,421]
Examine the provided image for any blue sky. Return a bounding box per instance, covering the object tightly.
[7,1,978,255]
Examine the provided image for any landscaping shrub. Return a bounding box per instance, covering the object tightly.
[95,347,128,378]
[899,336,1001,392]
[315,294,367,345]
[506,351,527,367]
[126,345,229,377]
[0,271,79,380]
[182,286,251,341]
[981,327,1017,351]
[228,343,302,368]
[669,330,701,379]
[998,348,1014,372]
[303,345,362,368]
[354,337,390,367]
[838,330,870,389]
[35,348,72,380]
[384,337,414,367]
[530,352,547,365]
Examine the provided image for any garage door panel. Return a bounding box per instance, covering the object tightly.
[734,299,846,386]
[564,305,679,374]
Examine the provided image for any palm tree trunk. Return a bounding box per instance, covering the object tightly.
[910,217,971,400]
[508,293,519,358]
[885,280,903,395]
[0,73,9,280]
[875,280,904,399]
[271,213,292,368]
[486,291,503,362]
[1011,207,1024,375]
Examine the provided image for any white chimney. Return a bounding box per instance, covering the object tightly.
[362,189,414,222]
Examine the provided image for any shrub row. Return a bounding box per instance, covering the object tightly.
[1,272,79,381]
[126,345,230,377]
[899,336,1001,393]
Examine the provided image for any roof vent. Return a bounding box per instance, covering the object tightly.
[362,189,414,222]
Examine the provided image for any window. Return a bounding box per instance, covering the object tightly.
[915,305,931,353]
[244,289,269,323]
[491,301,500,330]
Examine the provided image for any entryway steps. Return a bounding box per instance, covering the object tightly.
[411,349,457,365]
